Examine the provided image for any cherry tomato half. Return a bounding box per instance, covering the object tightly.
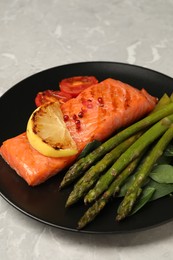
[35,90,72,107]
[59,76,98,97]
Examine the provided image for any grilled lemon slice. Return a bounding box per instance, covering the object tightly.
[26,102,78,157]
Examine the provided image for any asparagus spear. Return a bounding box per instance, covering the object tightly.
[66,133,142,207]
[77,156,142,229]
[116,124,173,221]
[60,102,173,189]
[77,96,173,229]
[84,114,173,204]
[151,93,171,113]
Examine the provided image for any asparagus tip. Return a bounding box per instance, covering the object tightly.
[77,222,84,230]
[65,194,78,207]
[59,180,66,190]
[116,214,125,222]
[65,200,71,208]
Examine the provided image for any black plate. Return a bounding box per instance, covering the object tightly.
[1,61,173,234]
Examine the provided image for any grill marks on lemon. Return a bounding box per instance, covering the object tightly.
[26,102,78,157]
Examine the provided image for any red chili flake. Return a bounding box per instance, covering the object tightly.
[75,119,81,130]
[63,115,69,122]
[73,114,77,120]
[98,97,104,106]
[78,111,83,118]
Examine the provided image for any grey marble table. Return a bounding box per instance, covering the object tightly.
[1,0,173,259]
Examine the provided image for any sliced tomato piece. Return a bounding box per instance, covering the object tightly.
[35,90,72,107]
[59,76,98,97]
[51,91,73,104]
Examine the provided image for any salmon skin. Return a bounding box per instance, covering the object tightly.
[0,78,157,186]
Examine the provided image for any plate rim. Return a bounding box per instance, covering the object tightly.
[1,61,173,99]
[1,61,173,234]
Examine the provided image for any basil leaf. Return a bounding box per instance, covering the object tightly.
[149,164,173,183]
[78,140,102,159]
[130,187,155,215]
[148,179,173,200]
[118,175,149,197]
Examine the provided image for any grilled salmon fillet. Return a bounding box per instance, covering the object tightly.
[0,78,157,186]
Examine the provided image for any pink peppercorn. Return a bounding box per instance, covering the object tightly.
[75,120,81,130]
[98,97,104,106]
[73,114,77,120]
[63,115,69,122]
[78,111,83,118]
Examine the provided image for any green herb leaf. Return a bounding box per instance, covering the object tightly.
[149,164,173,183]
[148,179,173,200]
[78,140,102,159]
[118,175,149,197]
[130,187,155,215]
